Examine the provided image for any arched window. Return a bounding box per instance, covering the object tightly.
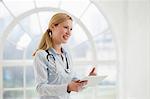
[0,0,117,99]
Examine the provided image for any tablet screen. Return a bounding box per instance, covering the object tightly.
[81,75,107,87]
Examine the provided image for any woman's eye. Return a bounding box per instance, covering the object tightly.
[64,26,72,31]
[64,26,68,29]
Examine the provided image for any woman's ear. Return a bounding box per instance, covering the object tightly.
[51,23,58,31]
[51,24,56,29]
[50,25,54,32]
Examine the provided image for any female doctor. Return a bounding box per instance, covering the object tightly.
[33,13,96,99]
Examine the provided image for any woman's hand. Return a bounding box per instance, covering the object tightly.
[67,80,88,92]
[88,67,97,76]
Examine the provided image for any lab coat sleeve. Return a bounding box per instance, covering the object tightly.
[33,51,68,96]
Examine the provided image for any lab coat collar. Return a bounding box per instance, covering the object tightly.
[48,47,67,55]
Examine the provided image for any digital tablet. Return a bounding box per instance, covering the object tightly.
[81,75,107,87]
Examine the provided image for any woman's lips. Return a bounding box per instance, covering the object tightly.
[63,35,70,40]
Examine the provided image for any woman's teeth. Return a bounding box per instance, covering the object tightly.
[63,35,69,40]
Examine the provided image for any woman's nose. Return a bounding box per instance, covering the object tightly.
[67,29,71,35]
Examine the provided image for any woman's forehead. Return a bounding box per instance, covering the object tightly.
[59,20,72,26]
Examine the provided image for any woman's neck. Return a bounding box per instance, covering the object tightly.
[52,43,62,54]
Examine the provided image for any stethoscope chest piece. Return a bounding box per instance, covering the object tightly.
[65,68,71,74]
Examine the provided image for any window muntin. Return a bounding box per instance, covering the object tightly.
[0,0,117,99]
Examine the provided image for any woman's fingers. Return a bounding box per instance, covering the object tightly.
[90,67,95,73]
[68,80,88,92]
[74,80,81,83]
[89,67,97,76]
[75,81,88,91]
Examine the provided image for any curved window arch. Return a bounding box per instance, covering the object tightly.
[0,0,117,99]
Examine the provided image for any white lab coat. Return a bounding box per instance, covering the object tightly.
[33,47,78,99]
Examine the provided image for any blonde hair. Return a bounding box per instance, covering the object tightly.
[33,13,72,56]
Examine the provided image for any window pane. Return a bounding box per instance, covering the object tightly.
[61,0,90,18]
[36,0,59,8]
[81,4,108,36]
[3,91,23,99]
[38,12,55,32]
[0,3,13,34]
[25,36,39,59]
[3,0,34,16]
[26,90,38,99]
[68,24,88,48]
[3,66,23,88]
[3,40,23,59]
[26,66,34,87]
[97,65,117,85]
[70,41,93,60]
[94,31,117,60]
[21,14,42,36]
[72,64,92,79]
[7,25,26,44]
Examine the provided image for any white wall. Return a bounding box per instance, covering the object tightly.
[96,0,150,99]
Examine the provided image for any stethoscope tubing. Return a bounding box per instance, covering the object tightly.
[45,50,70,73]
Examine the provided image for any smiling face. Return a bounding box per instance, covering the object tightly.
[51,19,72,45]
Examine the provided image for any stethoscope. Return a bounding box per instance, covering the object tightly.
[45,50,71,74]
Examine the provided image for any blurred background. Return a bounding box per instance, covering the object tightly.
[0,0,149,99]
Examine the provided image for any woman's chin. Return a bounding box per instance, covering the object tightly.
[62,38,69,43]
[62,40,68,44]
